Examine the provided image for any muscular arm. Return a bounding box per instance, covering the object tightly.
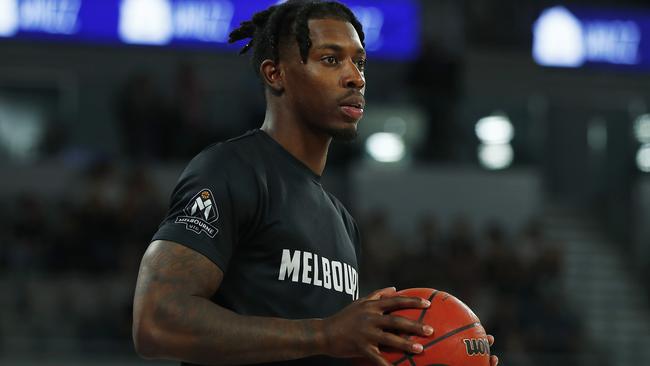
[132,240,325,365]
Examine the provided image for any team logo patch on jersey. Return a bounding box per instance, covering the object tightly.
[175,189,219,238]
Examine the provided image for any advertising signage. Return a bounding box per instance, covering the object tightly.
[533,5,650,70]
[0,0,420,60]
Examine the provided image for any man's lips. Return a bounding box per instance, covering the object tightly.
[340,105,364,120]
[339,94,365,120]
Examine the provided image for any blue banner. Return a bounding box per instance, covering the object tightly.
[533,5,650,69]
[0,0,420,60]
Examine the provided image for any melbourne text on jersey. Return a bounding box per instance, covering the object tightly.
[278,249,359,300]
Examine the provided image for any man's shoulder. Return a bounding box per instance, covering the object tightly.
[199,130,259,159]
[192,130,261,164]
[182,130,262,179]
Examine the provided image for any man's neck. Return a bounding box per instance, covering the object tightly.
[260,111,331,177]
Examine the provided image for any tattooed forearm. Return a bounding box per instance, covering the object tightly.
[132,241,324,365]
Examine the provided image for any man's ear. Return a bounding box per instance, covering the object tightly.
[260,59,284,95]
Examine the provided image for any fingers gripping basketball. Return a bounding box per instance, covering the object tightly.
[357,288,491,366]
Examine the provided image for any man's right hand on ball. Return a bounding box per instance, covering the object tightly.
[317,287,435,366]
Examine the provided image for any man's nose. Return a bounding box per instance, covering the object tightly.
[343,60,365,90]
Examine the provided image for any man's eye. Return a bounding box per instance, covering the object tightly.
[356,59,367,71]
[323,56,338,64]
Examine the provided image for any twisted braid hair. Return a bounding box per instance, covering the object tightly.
[228,0,365,81]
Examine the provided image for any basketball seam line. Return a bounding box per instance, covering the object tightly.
[418,291,438,323]
[393,290,439,365]
[405,291,439,365]
[402,291,439,341]
[422,322,480,350]
[392,322,481,366]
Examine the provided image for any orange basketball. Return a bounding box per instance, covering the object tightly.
[358,288,490,366]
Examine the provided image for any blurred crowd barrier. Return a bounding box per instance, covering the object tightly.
[360,212,589,366]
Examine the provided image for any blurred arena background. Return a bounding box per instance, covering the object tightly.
[1,0,650,365]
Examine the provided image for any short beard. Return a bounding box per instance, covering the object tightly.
[324,125,359,142]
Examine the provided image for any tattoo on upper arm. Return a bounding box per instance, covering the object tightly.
[132,241,227,348]
[136,241,222,299]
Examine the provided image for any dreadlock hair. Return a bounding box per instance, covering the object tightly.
[228,0,365,84]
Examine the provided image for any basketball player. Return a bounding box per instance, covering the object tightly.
[132,1,498,365]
